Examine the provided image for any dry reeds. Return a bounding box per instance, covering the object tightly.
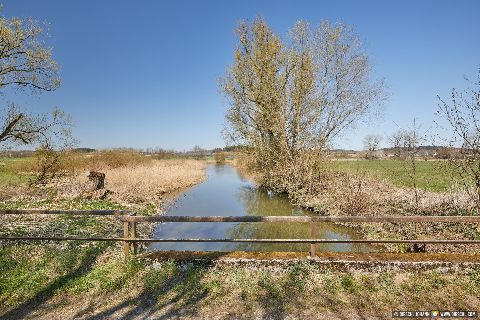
[75,159,206,204]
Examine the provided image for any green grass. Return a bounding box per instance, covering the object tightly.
[0,158,31,186]
[0,242,141,307]
[0,196,138,309]
[0,197,132,240]
[0,197,128,211]
[332,159,455,192]
[1,247,479,318]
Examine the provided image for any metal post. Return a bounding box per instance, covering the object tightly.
[123,221,130,261]
[310,222,317,257]
[131,221,137,254]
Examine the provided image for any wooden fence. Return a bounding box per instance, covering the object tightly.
[1,210,480,260]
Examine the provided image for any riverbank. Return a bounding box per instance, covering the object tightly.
[2,161,480,318]
[1,253,479,319]
[0,158,207,317]
[233,157,479,254]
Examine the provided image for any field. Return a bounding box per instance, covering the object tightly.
[332,159,454,192]
[0,158,32,186]
[0,152,212,317]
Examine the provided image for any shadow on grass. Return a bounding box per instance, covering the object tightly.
[0,241,112,320]
[78,251,289,319]
[82,257,218,320]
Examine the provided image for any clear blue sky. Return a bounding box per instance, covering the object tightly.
[3,0,479,151]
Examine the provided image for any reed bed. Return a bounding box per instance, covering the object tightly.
[73,159,206,204]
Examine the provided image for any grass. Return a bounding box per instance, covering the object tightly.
[96,159,206,202]
[1,154,478,317]
[0,186,478,317]
[0,155,210,317]
[332,159,455,192]
[0,197,128,211]
[0,158,32,186]
[1,254,479,318]
[0,242,114,306]
[0,195,141,313]
[0,154,207,207]
[0,197,130,242]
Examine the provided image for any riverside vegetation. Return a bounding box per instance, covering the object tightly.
[1,150,480,319]
[1,8,480,320]
[222,17,480,255]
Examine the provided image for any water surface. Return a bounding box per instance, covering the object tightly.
[150,165,375,252]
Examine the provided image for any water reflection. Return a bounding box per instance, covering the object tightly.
[229,185,374,252]
[149,164,376,252]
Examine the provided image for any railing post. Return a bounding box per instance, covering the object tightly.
[310,222,317,257]
[130,221,137,254]
[123,220,130,261]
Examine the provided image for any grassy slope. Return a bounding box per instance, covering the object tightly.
[332,159,453,192]
[1,253,479,319]
[0,198,129,317]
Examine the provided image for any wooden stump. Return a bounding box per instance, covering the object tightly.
[88,171,105,191]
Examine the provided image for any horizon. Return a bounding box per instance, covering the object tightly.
[2,0,479,151]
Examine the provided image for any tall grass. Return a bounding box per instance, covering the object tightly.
[2,151,207,205]
[96,159,206,203]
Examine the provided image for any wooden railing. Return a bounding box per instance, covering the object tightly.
[1,210,480,260]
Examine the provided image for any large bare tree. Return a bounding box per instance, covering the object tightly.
[221,18,385,170]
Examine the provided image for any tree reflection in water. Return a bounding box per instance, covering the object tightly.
[150,165,377,253]
[228,185,376,252]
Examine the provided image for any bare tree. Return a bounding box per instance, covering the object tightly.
[221,18,385,182]
[388,129,407,159]
[0,8,75,184]
[0,11,61,149]
[436,68,480,213]
[402,119,424,208]
[363,134,382,159]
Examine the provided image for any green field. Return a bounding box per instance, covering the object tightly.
[0,158,32,186]
[332,159,454,192]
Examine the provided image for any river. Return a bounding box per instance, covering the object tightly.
[149,164,375,252]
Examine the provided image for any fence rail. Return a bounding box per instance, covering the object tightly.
[0,209,133,216]
[2,236,480,245]
[1,210,479,260]
[120,215,480,223]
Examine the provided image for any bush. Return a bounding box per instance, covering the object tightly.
[214,152,226,164]
[436,147,453,159]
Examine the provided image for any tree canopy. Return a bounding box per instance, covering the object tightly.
[221,18,386,166]
[0,11,64,149]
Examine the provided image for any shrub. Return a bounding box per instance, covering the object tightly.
[214,152,226,164]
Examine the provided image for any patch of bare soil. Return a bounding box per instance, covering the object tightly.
[143,250,480,263]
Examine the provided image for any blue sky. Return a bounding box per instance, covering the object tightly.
[2,0,479,151]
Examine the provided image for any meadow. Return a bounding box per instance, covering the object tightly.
[332,159,454,192]
[0,158,33,186]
